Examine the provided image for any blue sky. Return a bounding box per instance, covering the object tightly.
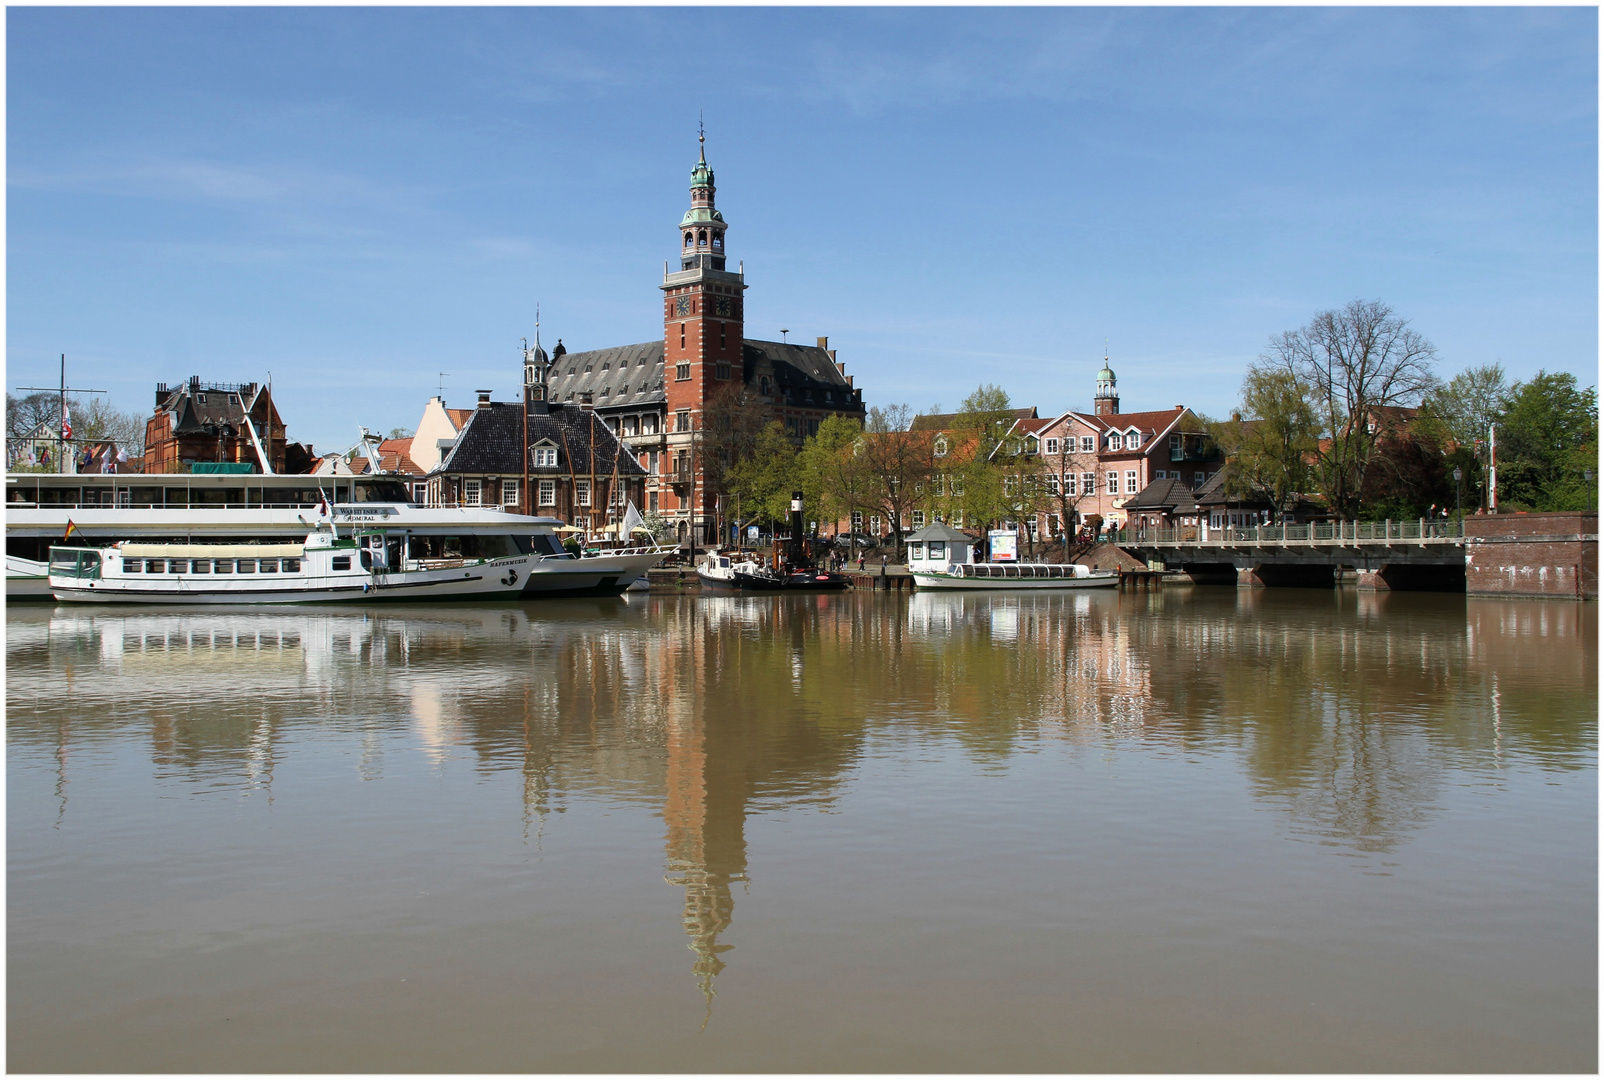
[8,7,1597,453]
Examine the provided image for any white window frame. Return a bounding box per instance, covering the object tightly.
[463,479,482,506]
[501,479,520,507]
[1106,471,1119,495]
[576,480,591,507]
[1126,470,1139,494]
[533,445,558,468]
[1064,473,1077,496]
[1080,436,1095,453]
[911,510,925,528]
[1125,431,1140,450]
[1047,473,1060,495]
[1082,472,1096,495]
[1044,437,1059,456]
[539,479,556,506]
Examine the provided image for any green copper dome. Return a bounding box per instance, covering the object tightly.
[690,157,714,189]
[1097,363,1116,383]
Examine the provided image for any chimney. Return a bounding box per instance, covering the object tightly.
[189,375,201,394]
[580,392,594,411]
[846,375,854,387]
[816,336,828,350]
[476,390,492,408]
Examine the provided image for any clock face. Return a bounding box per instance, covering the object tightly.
[713,296,732,317]
[675,296,690,317]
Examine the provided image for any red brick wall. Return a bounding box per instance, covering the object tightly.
[1465,511,1597,599]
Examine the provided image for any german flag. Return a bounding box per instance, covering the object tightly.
[62,519,79,541]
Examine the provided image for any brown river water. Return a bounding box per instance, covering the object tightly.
[6,588,1596,1072]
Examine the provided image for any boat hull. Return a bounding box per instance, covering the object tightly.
[911,569,1119,591]
[52,557,534,605]
[522,550,667,598]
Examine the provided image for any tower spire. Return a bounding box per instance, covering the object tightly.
[698,111,706,162]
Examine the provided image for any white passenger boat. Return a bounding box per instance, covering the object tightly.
[48,528,534,604]
[7,471,667,600]
[904,522,1118,591]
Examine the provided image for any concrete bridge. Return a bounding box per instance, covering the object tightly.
[1115,512,1596,597]
[1118,518,1467,591]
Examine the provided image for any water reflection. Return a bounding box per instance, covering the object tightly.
[7,589,1595,1006]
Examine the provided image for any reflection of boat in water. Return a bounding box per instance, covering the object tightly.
[48,528,533,604]
[697,553,849,592]
[8,471,667,600]
[904,523,1117,591]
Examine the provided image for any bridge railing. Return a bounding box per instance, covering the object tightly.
[1115,519,1464,546]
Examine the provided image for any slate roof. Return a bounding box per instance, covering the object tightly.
[910,407,1038,432]
[1124,476,1204,514]
[156,383,264,436]
[435,401,647,479]
[539,338,858,410]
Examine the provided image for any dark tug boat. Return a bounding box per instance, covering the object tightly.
[696,553,849,592]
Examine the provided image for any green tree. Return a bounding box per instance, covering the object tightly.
[1416,364,1511,510]
[723,421,799,528]
[1260,299,1440,517]
[859,404,934,554]
[1496,371,1597,511]
[797,414,869,535]
[1210,366,1320,518]
[946,384,1017,535]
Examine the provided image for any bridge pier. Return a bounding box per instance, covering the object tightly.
[1235,563,1336,589]
[1354,568,1391,592]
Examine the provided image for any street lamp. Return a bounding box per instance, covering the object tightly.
[1453,466,1463,531]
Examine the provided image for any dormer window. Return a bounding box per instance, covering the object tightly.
[1107,434,1120,451]
[532,444,558,468]
[1125,431,1140,450]
[934,436,949,458]
[1024,436,1039,455]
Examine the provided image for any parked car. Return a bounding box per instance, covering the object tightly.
[831,532,879,549]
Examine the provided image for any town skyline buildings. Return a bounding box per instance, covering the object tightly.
[8,7,1596,454]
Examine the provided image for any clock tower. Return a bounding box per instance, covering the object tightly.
[662,129,746,540]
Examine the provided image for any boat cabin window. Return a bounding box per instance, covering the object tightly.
[283,558,301,573]
[214,560,233,574]
[352,480,412,503]
[191,559,211,574]
[259,559,279,574]
[331,556,352,571]
[718,557,730,568]
[514,533,567,557]
[125,559,144,573]
[237,560,255,574]
[927,540,946,560]
[169,559,191,574]
[908,542,924,560]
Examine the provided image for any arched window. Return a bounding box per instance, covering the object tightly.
[698,230,707,246]
[685,233,693,247]
[713,234,722,248]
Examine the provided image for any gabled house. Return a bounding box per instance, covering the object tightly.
[427,379,647,532]
[143,376,289,474]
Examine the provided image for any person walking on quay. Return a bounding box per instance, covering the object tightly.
[858,553,865,571]
[880,554,888,576]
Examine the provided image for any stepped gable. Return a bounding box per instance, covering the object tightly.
[438,400,647,478]
[545,341,665,407]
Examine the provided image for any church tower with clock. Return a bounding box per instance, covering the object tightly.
[662,130,747,524]
[536,132,864,546]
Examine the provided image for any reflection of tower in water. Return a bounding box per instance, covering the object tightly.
[662,679,747,1012]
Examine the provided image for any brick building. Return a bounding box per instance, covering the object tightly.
[143,377,290,474]
[536,136,866,543]
[428,382,647,532]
